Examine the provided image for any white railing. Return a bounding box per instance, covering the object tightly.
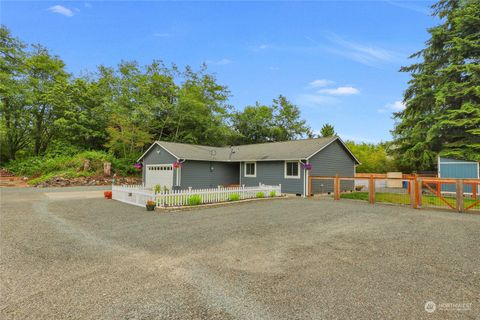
[112,185,155,207]
[112,184,282,208]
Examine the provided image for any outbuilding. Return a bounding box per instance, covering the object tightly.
[137,137,360,196]
[438,156,479,193]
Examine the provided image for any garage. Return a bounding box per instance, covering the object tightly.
[145,164,174,188]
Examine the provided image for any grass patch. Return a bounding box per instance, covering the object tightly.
[187,195,202,206]
[228,193,240,201]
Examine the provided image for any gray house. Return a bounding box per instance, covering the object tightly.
[137,137,360,196]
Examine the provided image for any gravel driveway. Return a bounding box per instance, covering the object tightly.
[1,187,479,319]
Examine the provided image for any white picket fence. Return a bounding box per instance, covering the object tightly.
[112,184,282,208]
[112,185,155,207]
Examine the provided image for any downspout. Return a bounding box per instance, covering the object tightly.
[300,160,307,198]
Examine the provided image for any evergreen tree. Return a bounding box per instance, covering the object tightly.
[392,0,480,171]
[320,123,336,137]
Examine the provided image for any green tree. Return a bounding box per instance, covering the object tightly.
[392,0,480,171]
[231,103,275,144]
[168,65,232,146]
[0,26,31,160]
[271,95,310,141]
[25,45,69,155]
[232,95,310,144]
[346,141,397,173]
[320,123,336,137]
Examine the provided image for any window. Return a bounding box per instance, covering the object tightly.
[285,161,300,179]
[244,162,256,177]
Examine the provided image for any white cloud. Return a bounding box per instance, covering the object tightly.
[206,58,232,66]
[297,94,340,107]
[48,5,75,17]
[308,79,335,88]
[325,34,395,66]
[318,86,359,96]
[259,44,268,49]
[153,33,171,38]
[378,100,406,113]
[269,66,279,71]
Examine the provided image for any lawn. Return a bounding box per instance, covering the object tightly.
[340,191,479,210]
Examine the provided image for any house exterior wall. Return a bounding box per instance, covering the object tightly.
[240,161,305,194]
[308,140,356,194]
[142,144,177,187]
[180,161,239,189]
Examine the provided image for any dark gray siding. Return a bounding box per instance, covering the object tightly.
[240,161,305,194]
[180,161,239,189]
[142,144,177,186]
[308,140,355,194]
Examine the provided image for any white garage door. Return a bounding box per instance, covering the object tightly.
[146,164,173,188]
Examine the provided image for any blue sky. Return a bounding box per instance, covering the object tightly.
[2,0,437,143]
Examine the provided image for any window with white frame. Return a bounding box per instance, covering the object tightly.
[285,161,300,178]
[244,162,256,177]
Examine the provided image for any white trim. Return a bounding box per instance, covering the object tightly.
[437,155,441,178]
[284,161,301,179]
[244,161,256,178]
[305,137,361,165]
[137,141,179,162]
[239,162,242,185]
[303,160,309,197]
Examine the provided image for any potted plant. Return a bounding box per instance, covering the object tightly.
[104,191,112,199]
[146,200,156,211]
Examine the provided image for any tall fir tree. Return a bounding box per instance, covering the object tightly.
[392,0,480,171]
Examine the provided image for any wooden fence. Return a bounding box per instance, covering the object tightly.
[308,175,479,213]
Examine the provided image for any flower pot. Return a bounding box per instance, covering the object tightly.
[104,191,112,199]
[146,204,156,211]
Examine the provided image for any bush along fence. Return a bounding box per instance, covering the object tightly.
[308,175,480,213]
[112,184,282,208]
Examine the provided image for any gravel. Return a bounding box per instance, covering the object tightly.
[1,187,479,319]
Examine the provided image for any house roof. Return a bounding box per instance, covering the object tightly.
[138,137,360,164]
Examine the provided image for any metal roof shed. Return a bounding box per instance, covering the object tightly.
[438,156,479,193]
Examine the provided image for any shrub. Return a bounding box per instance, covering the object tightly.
[188,194,202,206]
[228,193,240,201]
[256,192,265,198]
[6,150,140,179]
[269,190,276,197]
[154,184,162,194]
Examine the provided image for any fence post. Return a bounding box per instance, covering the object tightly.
[334,174,340,200]
[410,179,417,209]
[308,177,312,197]
[456,179,464,213]
[416,178,422,207]
[368,175,375,204]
